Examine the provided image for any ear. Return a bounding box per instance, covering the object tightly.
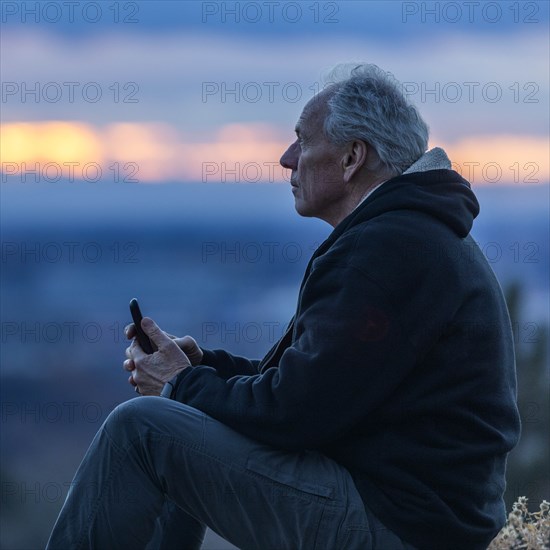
[342,140,368,184]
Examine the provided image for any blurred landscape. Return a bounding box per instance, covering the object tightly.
[1,181,548,549]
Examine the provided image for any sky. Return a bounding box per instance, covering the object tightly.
[1,0,549,184]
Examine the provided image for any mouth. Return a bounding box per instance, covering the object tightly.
[290,180,298,188]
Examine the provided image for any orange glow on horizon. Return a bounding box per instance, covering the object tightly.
[1,121,548,185]
[441,135,549,187]
[1,121,103,166]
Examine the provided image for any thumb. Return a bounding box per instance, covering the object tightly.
[175,335,198,352]
[141,317,171,349]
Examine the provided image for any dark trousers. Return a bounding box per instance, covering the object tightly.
[46,396,415,549]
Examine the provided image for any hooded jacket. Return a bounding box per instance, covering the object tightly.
[172,148,521,549]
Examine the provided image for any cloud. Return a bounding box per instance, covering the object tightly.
[1,28,547,142]
[440,134,549,186]
[1,27,547,183]
[1,120,547,185]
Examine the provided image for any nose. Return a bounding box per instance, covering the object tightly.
[280,140,299,171]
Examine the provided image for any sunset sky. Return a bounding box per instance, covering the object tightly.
[1,0,548,184]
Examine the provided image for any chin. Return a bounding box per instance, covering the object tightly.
[294,199,315,218]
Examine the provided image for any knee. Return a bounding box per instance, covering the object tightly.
[104,396,165,440]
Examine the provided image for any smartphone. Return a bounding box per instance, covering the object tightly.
[129,298,158,354]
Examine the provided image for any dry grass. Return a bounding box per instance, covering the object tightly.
[488,497,550,549]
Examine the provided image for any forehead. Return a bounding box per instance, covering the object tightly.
[295,88,334,133]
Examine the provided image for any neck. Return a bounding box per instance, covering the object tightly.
[323,177,389,228]
[353,175,389,209]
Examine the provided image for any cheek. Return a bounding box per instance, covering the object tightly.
[297,151,317,180]
[296,152,307,171]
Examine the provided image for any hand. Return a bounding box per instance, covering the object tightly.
[124,324,204,365]
[123,317,192,396]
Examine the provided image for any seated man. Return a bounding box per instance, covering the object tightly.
[46,63,521,550]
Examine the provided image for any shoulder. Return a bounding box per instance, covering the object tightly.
[315,210,469,297]
[322,210,451,266]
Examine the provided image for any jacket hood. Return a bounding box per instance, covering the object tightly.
[333,147,480,244]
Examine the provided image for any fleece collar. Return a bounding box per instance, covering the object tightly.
[327,147,479,247]
[403,147,452,174]
[354,147,453,212]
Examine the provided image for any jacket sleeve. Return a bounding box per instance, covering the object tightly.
[199,348,260,378]
[173,263,416,450]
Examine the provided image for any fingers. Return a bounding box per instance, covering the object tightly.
[125,323,136,339]
[123,359,135,372]
[125,318,189,396]
[174,335,203,365]
[129,337,147,359]
[124,330,143,364]
[124,324,142,392]
[176,335,197,351]
[126,339,146,359]
[141,317,172,349]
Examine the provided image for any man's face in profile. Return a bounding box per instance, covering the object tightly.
[280,89,347,224]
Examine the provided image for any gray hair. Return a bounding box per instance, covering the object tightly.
[321,63,429,175]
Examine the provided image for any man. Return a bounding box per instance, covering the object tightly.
[47,64,521,549]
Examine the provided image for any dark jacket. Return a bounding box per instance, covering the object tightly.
[173,165,521,549]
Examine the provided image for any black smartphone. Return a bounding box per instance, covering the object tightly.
[129,298,158,354]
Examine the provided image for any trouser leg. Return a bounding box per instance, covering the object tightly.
[46,396,413,550]
[46,398,207,550]
[146,499,207,550]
